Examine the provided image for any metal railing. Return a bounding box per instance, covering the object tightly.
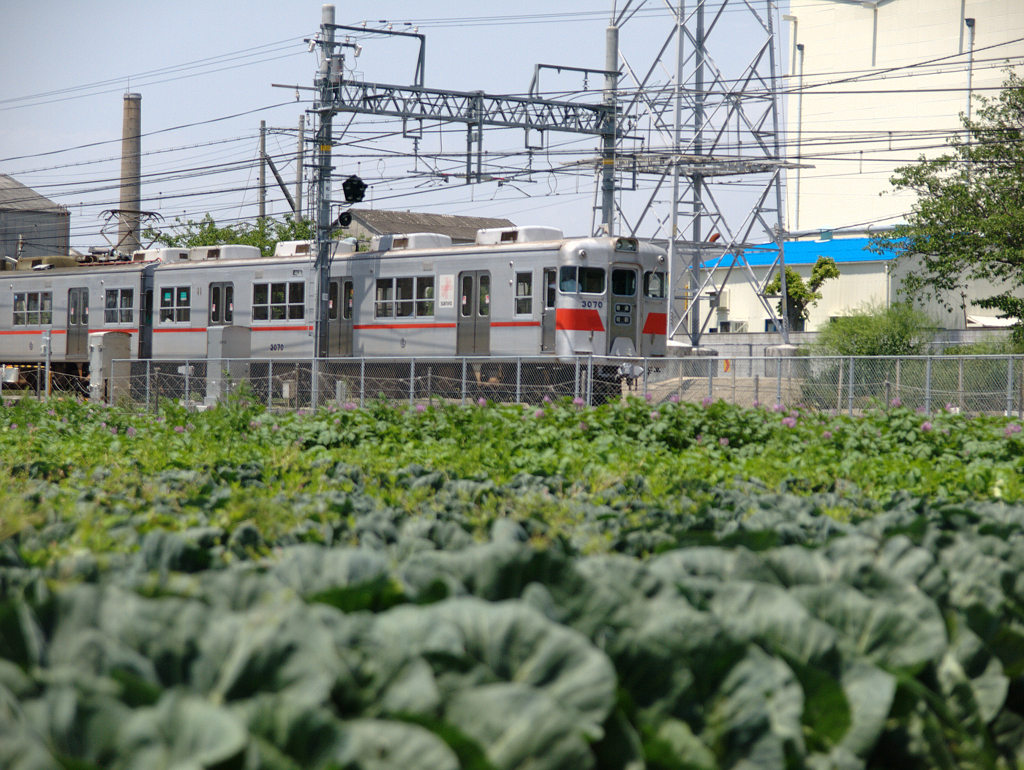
[97,354,1024,417]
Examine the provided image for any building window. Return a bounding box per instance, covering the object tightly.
[515,271,532,315]
[208,282,234,326]
[105,288,134,324]
[559,266,605,294]
[376,276,434,319]
[13,291,52,326]
[252,282,303,321]
[159,286,191,323]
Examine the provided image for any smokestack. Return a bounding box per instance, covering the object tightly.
[119,93,142,255]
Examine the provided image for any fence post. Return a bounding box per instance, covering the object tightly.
[754,374,759,407]
[885,379,891,409]
[847,357,855,416]
[587,356,594,405]
[574,357,580,401]
[185,360,190,406]
[267,361,273,407]
[776,357,783,407]
[708,357,714,401]
[516,357,522,404]
[146,360,152,412]
[360,358,366,408]
[895,359,901,404]
[409,358,415,406]
[461,358,467,406]
[1007,356,1014,417]
[925,356,932,414]
[959,357,965,412]
[836,358,843,412]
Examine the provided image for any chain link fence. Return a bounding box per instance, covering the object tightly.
[98,353,1024,417]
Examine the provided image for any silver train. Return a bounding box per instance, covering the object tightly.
[0,226,669,401]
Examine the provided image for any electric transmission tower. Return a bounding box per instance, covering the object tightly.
[610,0,796,348]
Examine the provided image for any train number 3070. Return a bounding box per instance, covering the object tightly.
[269,343,285,352]
[581,300,604,309]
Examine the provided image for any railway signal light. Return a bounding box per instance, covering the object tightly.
[342,175,367,203]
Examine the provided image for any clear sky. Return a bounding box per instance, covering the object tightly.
[1,2,784,249]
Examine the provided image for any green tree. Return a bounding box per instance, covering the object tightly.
[870,69,1024,341]
[143,215,327,257]
[763,256,840,331]
[814,301,937,356]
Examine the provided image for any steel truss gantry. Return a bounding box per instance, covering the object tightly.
[301,2,794,363]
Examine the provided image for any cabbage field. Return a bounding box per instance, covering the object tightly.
[4,393,1024,770]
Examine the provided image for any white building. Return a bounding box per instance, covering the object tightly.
[783,0,1024,232]
[712,0,1024,336]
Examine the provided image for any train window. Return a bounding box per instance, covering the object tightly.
[416,277,434,317]
[515,272,532,315]
[611,269,637,297]
[159,286,191,323]
[328,281,339,321]
[343,280,354,320]
[479,274,490,317]
[12,291,52,326]
[208,283,232,326]
[252,281,303,322]
[644,271,667,299]
[396,277,414,317]
[252,284,269,320]
[288,283,304,320]
[460,275,473,317]
[105,289,134,324]
[375,279,394,318]
[559,266,605,294]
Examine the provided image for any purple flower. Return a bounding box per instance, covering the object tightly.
[921,421,932,432]
[543,395,552,404]
[890,398,902,407]
[669,394,680,404]
[249,421,259,430]
[572,396,585,408]
[645,392,654,403]
[701,396,712,408]
[111,428,118,436]
[822,430,832,439]
[126,426,137,437]
[578,422,588,431]
[9,423,16,430]
[781,416,797,428]
[477,397,487,407]
[174,425,184,434]
[1006,423,1023,436]
[650,410,660,420]
[772,403,785,413]
[534,409,545,418]
[719,437,729,446]
[752,400,761,408]
[415,404,427,413]
[343,402,358,411]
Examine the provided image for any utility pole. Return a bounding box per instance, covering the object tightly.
[295,114,304,221]
[600,21,618,236]
[313,5,336,360]
[259,120,267,220]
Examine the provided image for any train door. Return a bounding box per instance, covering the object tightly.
[327,277,354,356]
[608,267,639,356]
[541,267,556,353]
[208,281,234,326]
[66,287,89,358]
[139,278,154,359]
[457,270,491,355]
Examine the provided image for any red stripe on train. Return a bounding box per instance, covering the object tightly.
[555,308,604,332]
[642,312,667,335]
